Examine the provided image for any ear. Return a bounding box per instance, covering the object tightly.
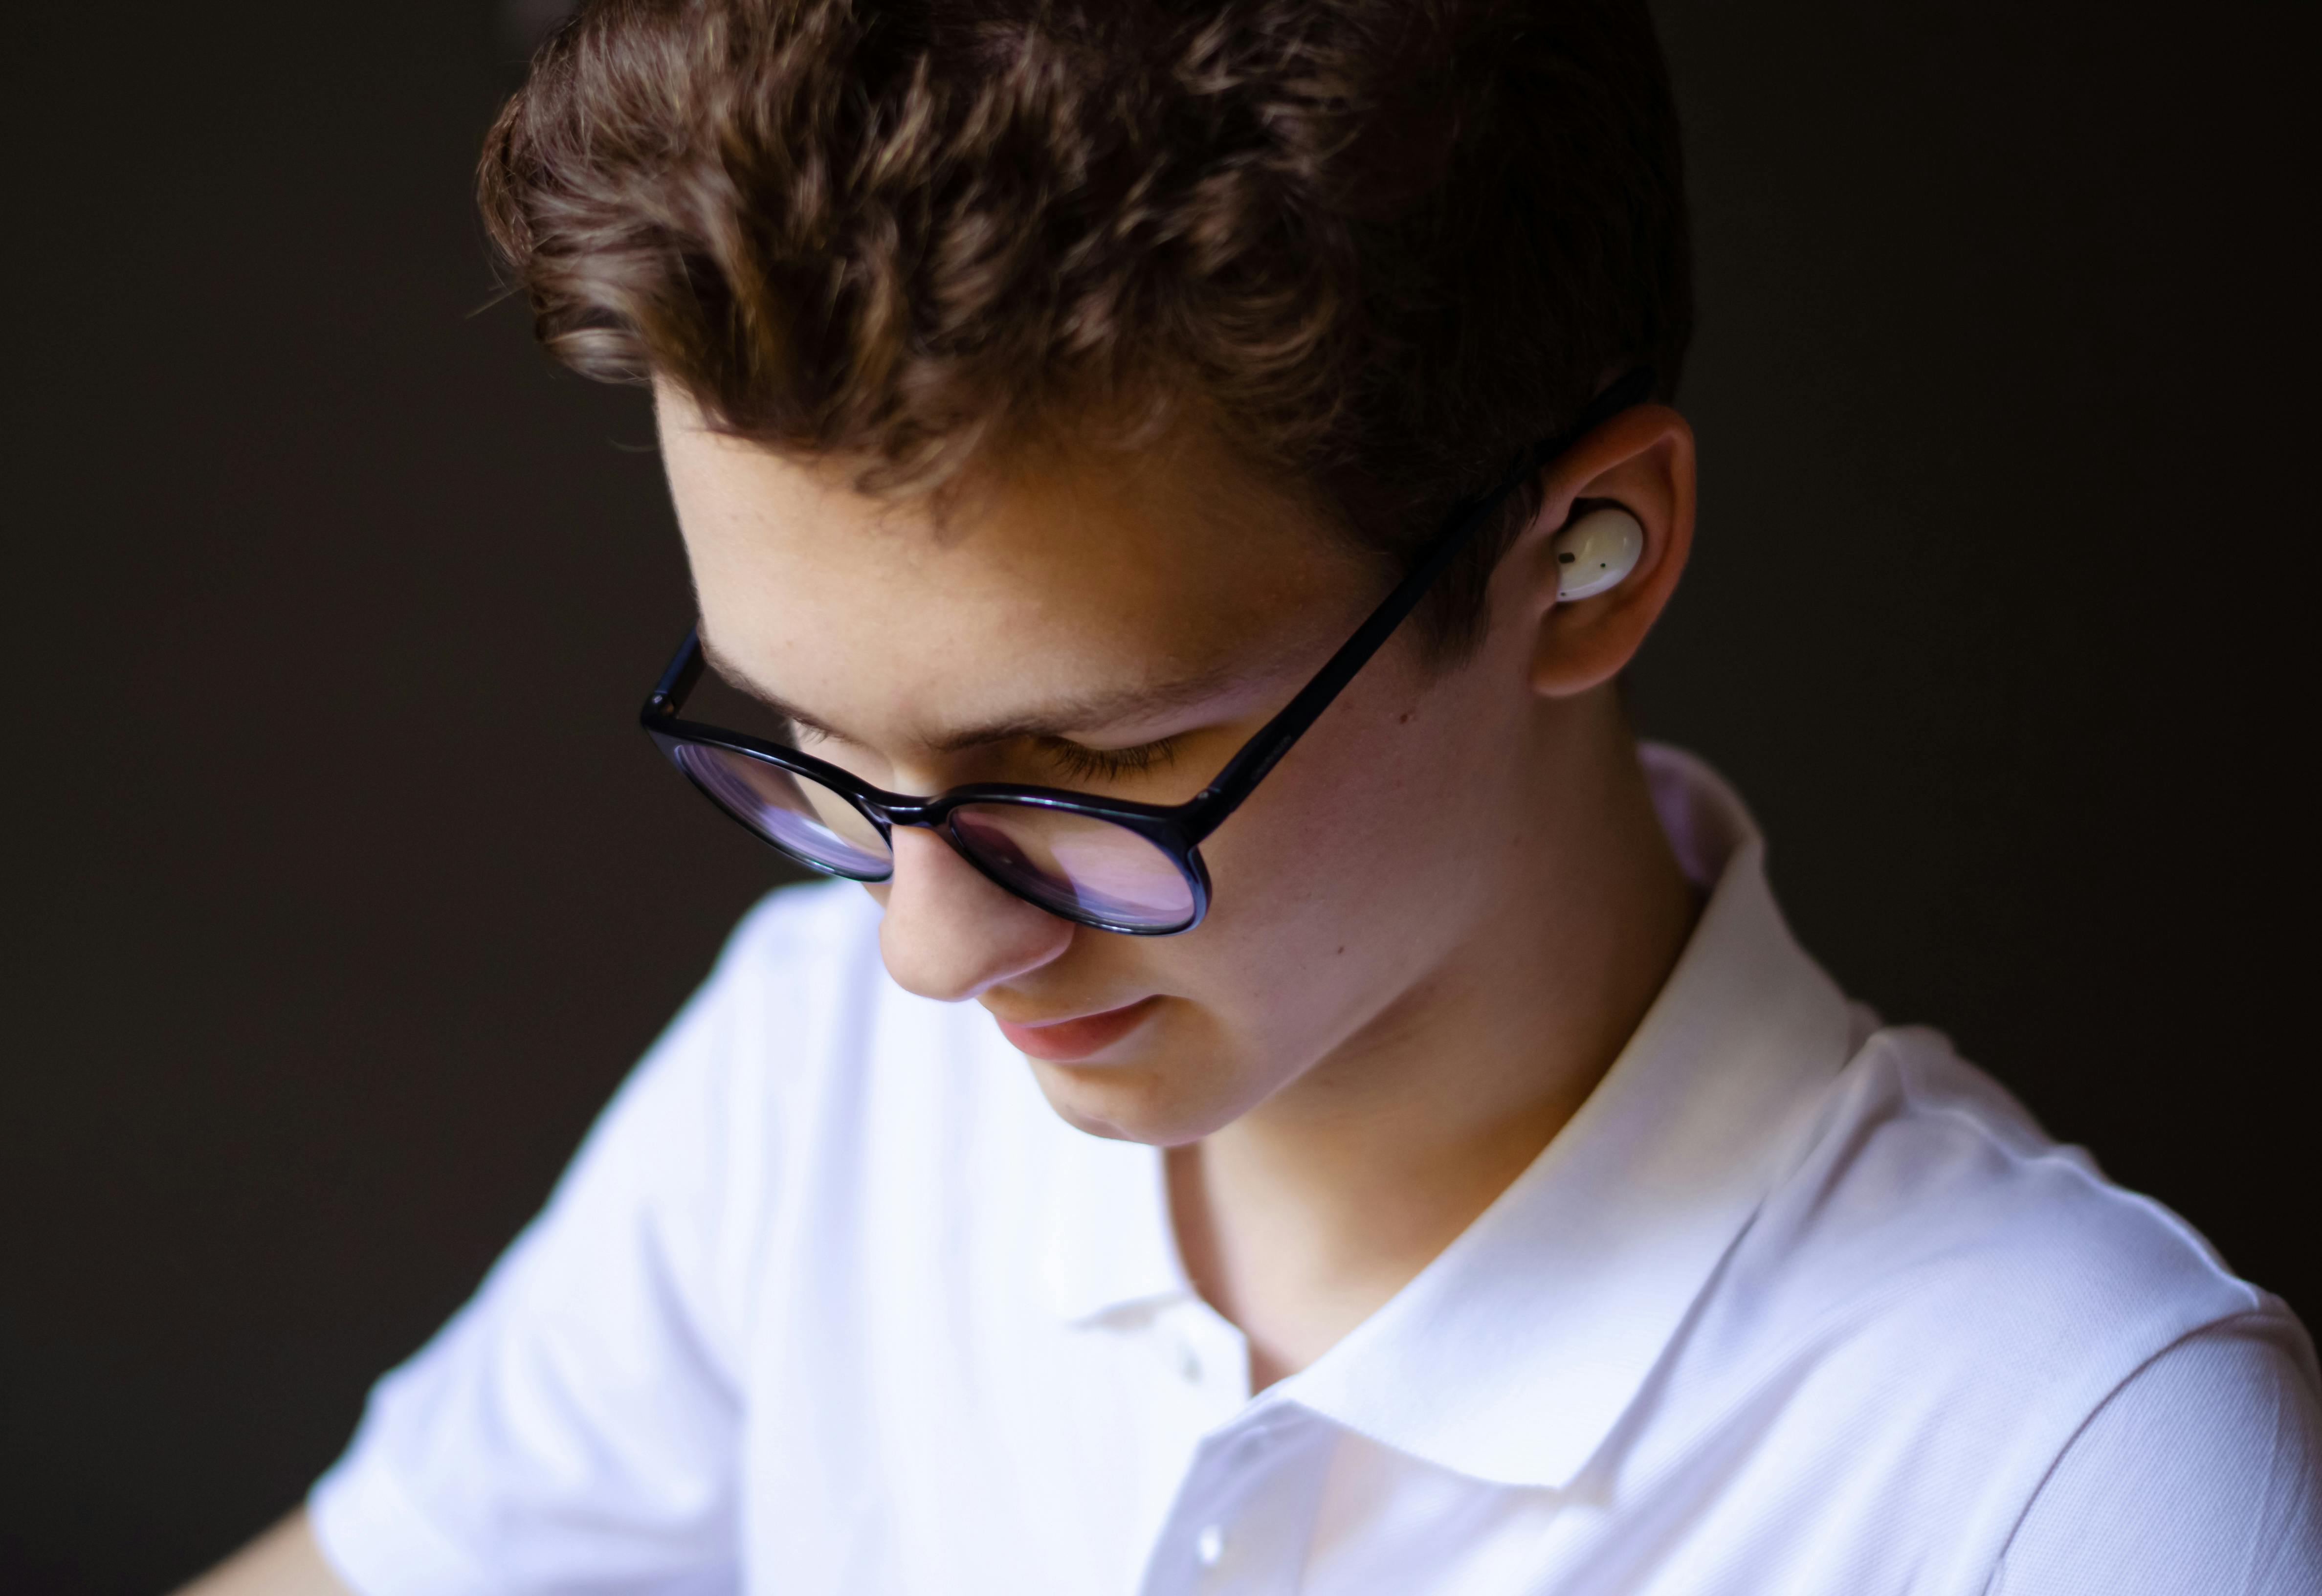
[1502,404,1697,698]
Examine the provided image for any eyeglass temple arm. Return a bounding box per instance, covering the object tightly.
[643,629,708,724]
[1179,368,1657,843]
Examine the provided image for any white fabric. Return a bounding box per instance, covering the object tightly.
[310,744,2320,1595]
[1994,1318,2320,1594]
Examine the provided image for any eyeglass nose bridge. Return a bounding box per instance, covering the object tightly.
[849,794,988,877]
[850,790,937,838]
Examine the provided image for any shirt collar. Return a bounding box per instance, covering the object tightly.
[1036,743,1858,1487]
[1285,744,1855,1485]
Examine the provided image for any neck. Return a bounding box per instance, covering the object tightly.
[1168,699,1700,1389]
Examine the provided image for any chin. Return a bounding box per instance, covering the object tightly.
[1022,1054,1252,1147]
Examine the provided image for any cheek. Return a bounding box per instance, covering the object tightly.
[1161,687,1488,1034]
[1010,687,1503,1144]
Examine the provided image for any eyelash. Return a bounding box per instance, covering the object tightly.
[1044,737,1180,784]
[783,717,1177,786]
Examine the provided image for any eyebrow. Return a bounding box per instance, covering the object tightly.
[695,626,1263,754]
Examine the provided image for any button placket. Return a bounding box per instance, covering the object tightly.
[1136,1408,1336,1596]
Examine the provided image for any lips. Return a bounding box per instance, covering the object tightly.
[993,996,1160,1062]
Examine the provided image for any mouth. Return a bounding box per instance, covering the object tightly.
[992,996,1161,1062]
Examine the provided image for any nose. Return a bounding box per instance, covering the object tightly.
[871,826,1074,1001]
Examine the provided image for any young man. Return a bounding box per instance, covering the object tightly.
[189,0,2317,1592]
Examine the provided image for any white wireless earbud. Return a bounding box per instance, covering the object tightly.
[1551,505,1645,600]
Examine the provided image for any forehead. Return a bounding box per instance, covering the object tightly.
[656,392,1372,745]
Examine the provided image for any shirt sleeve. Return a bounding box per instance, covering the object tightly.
[307,903,795,1596]
[1990,1311,2322,1596]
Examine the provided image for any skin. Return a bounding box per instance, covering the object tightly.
[181,383,1699,1594]
[176,1513,342,1596]
[666,383,1702,1383]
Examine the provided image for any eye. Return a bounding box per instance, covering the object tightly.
[1042,736,1181,785]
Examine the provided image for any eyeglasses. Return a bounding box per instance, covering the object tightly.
[641,369,1654,935]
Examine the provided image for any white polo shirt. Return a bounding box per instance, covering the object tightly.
[310,745,2320,1595]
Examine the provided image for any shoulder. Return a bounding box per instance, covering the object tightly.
[1790,1026,2259,1326]
[447,878,1036,1370]
[507,879,893,1300]
[1653,1024,2303,1570]
[645,876,908,1111]
[1732,1025,2271,1389]
[644,877,1054,1213]
[697,875,1030,1101]
[707,874,887,1007]
[581,877,884,1144]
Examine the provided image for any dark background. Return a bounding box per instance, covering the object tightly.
[5,1,2313,1588]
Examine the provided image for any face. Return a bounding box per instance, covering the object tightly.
[658,390,1561,1147]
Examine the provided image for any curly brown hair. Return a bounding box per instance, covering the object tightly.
[479,0,1690,655]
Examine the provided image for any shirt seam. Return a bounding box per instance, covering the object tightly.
[1977,1308,2302,1596]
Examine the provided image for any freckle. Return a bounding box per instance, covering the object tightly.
[1336,946,1346,955]
[1398,712,1412,725]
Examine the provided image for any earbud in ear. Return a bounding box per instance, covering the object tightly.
[1551,506,1645,601]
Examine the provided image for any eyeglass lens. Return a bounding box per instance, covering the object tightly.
[673,743,892,878]
[947,803,1197,932]
[672,742,1197,931]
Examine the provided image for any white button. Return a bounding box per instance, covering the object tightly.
[1194,1524,1226,1567]
[1178,1346,1203,1383]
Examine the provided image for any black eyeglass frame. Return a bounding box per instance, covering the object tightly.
[640,368,1656,935]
